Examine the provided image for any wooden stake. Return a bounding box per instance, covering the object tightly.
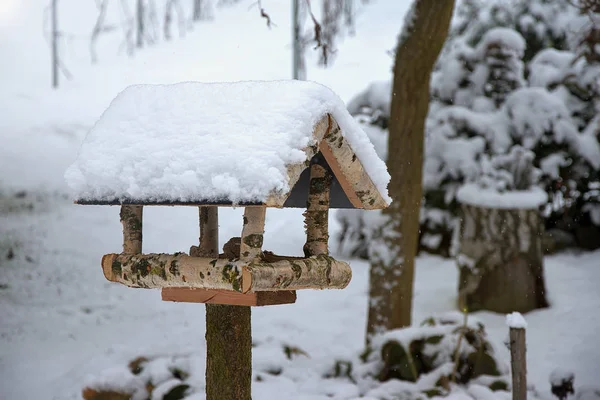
[240,207,266,260]
[203,207,252,400]
[120,205,142,254]
[304,164,331,256]
[509,327,527,400]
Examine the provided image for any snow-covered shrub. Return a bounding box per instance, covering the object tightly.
[550,368,575,400]
[337,0,600,257]
[473,146,540,192]
[324,313,510,399]
[82,355,194,400]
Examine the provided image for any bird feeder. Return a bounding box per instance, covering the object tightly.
[66,80,390,307]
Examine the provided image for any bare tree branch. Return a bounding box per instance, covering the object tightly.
[90,0,109,63]
[255,0,274,28]
[119,0,135,56]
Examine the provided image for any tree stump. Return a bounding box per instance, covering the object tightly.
[457,203,548,313]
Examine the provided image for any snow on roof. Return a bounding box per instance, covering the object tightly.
[65,80,391,207]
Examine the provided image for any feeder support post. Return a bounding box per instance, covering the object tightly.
[240,207,267,260]
[304,163,332,256]
[120,205,143,254]
[205,206,252,400]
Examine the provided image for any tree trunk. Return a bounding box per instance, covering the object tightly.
[51,0,59,88]
[136,0,144,48]
[457,204,548,313]
[193,0,202,21]
[366,0,455,341]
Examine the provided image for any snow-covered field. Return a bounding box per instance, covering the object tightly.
[1,1,600,399]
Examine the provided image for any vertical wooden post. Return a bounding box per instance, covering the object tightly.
[120,205,143,254]
[199,207,218,256]
[304,164,332,256]
[509,326,527,400]
[240,207,266,260]
[205,206,252,400]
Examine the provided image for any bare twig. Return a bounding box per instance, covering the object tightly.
[91,0,109,63]
[304,0,338,66]
[255,0,274,28]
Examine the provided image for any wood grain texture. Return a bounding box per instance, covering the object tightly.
[509,327,527,400]
[162,288,296,306]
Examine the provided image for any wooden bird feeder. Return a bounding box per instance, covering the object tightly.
[67,81,390,307]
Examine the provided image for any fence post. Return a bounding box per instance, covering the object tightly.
[507,312,527,400]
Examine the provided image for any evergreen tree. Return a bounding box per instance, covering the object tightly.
[338,0,600,256]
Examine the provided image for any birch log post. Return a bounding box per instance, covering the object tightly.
[206,207,251,400]
[509,326,527,400]
[120,205,142,254]
[240,207,266,260]
[304,163,332,256]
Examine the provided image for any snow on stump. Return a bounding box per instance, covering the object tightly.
[456,147,549,314]
[65,80,391,306]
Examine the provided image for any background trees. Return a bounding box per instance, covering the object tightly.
[338,0,600,261]
[366,0,455,338]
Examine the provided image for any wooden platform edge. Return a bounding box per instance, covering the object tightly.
[161,287,297,306]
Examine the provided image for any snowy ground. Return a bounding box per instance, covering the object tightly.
[1,1,600,399]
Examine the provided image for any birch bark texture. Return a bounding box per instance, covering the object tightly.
[304,163,332,256]
[367,0,455,341]
[120,205,143,254]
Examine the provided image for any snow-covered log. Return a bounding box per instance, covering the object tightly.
[457,203,548,313]
[102,253,351,292]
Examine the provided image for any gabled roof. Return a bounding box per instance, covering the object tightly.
[66,81,390,209]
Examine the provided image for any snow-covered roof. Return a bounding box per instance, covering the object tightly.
[65,81,390,209]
